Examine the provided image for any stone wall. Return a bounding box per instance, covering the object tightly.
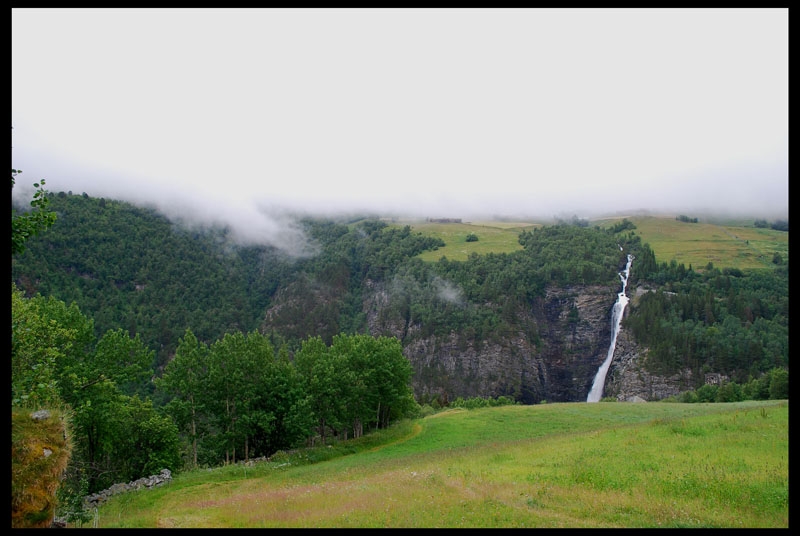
[83,469,172,509]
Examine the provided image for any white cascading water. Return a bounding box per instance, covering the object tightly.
[587,253,634,402]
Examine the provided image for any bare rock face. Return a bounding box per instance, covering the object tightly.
[264,275,349,344]
[362,279,408,341]
[402,330,547,404]
[599,284,694,402]
[364,281,640,404]
[603,324,694,401]
[536,285,618,402]
[271,277,687,404]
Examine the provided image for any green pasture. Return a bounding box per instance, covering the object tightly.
[391,220,540,262]
[595,215,788,272]
[91,400,787,528]
[398,215,787,271]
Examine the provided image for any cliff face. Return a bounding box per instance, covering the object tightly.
[363,281,651,404]
[602,325,693,401]
[602,284,694,401]
[266,279,689,403]
[534,285,618,402]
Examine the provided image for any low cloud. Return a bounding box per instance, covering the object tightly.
[432,276,465,307]
[11,8,788,250]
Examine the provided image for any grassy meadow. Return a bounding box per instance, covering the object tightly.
[387,220,538,262]
[396,214,787,271]
[596,215,789,271]
[89,400,787,528]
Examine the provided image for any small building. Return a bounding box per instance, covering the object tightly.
[427,218,462,223]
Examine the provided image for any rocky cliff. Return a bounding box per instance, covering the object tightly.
[266,278,689,404]
[602,324,693,401]
[362,280,685,404]
[602,285,694,401]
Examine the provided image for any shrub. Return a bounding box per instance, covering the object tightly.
[418,405,437,418]
[768,368,788,399]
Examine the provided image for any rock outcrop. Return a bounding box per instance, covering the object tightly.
[363,281,652,404]
[267,278,687,404]
[603,322,693,401]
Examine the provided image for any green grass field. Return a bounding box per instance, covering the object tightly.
[394,215,788,271]
[390,220,540,262]
[596,215,788,271]
[90,400,787,528]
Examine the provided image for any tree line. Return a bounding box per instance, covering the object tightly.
[13,282,415,514]
[158,328,415,468]
[754,218,789,231]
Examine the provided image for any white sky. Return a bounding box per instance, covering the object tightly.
[12,8,788,251]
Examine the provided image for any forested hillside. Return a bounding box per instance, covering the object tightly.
[13,193,292,368]
[12,193,788,392]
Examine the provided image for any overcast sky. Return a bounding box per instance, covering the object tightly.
[12,8,788,251]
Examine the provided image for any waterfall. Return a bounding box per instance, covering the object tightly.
[587,253,633,402]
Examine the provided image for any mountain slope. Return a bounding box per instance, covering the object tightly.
[12,193,787,402]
